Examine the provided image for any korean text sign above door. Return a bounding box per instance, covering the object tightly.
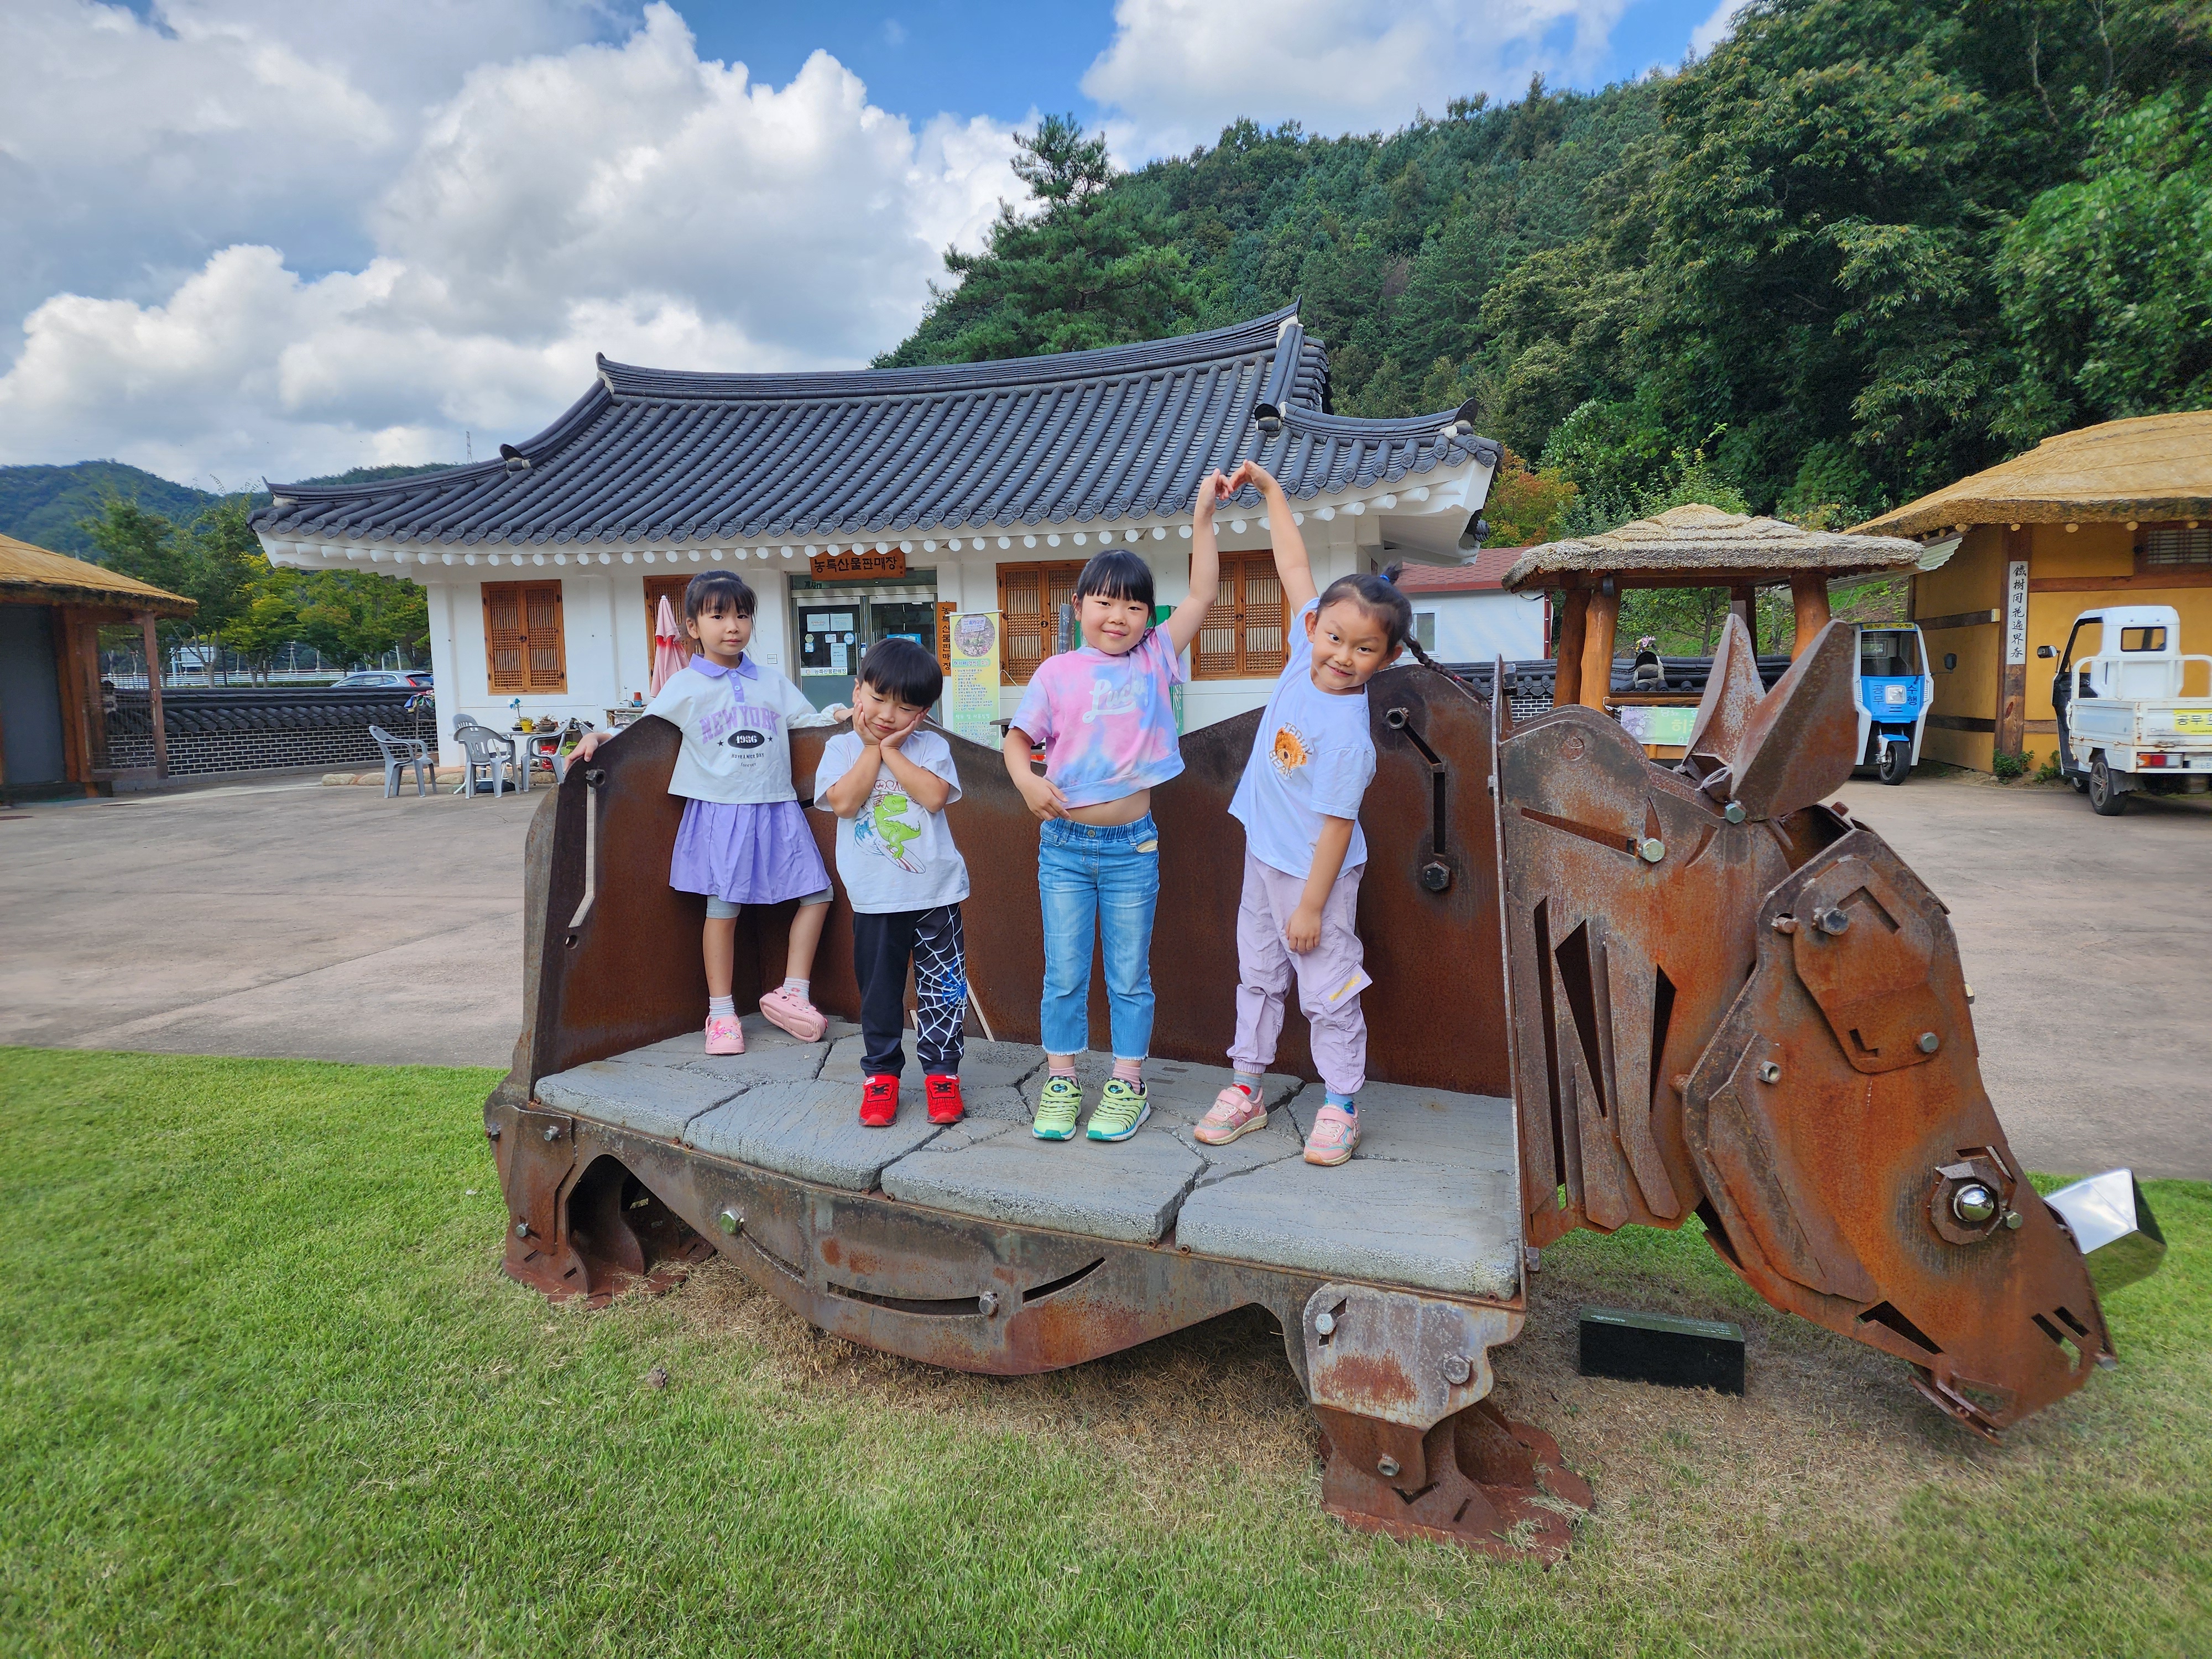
[810,549,907,581]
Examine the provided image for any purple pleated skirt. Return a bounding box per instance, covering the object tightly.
[669,798,830,905]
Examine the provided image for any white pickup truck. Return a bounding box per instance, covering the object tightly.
[2046,604,2212,815]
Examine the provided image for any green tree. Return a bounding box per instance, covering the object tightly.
[880,114,1196,364]
[1995,89,2212,442]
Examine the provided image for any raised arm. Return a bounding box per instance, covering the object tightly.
[1164,469,1230,656]
[1235,461,1316,613]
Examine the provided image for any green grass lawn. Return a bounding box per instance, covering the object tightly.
[2,1047,2206,1657]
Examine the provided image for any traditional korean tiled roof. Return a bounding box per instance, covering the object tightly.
[251,306,1499,550]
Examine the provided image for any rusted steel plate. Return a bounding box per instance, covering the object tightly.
[494,662,1513,1116]
[1683,830,2110,1435]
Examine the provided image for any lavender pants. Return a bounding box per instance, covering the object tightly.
[1228,851,1369,1098]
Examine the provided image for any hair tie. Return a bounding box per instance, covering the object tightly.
[1379,569,1398,587]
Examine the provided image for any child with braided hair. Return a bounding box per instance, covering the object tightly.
[1193,461,1433,1165]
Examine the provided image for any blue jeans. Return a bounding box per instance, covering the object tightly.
[1037,813,1160,1060]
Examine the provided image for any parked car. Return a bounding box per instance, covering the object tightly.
[2047,604,2212,815]
[331,671,434,690]
[1852,624,1933,784]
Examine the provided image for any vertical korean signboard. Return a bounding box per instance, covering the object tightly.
[946,612,1002,743]
[1997,544,2031,759]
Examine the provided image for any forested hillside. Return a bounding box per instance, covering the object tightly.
[884,0,2212,537]
[0,461,458,675]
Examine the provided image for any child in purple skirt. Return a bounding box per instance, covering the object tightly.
[571,571,845,1055]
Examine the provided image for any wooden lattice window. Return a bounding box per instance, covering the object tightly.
[997,560,1085,684]
[2140,525,2212,570]
[1195,552,1288,680]
[482,580,567,693]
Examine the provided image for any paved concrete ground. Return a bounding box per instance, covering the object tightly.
[1830,771,2210,1180]
[0,779,536,1068]
[1,768,2204,1176]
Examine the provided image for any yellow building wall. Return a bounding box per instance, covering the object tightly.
[1911,520,2212,771]
[1912,526,2005,771]
[2023,522,2212,766]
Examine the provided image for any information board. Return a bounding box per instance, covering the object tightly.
[946,612,1003,742]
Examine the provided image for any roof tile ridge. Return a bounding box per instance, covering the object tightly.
[594,307,1300,403]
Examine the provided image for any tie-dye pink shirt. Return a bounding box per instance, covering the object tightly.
[1009,628,1188,808]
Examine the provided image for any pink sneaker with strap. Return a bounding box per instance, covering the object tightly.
[1302,1103,1360,1166]
[704,1014,744,1056]
[758,986,827,1042]
[1194,1084,1268,1146]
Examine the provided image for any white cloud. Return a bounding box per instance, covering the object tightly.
[1083,0,1636,159]
[0,2,1019,485]
[1688,0,1745,58]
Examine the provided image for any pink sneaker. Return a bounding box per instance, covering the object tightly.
[1194,1084,1268,1146]
[758,986,828,1042]
[704,1014,744,1056]
[1302,1103,1360,1167]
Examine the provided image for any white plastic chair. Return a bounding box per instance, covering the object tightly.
[368,723,432,797]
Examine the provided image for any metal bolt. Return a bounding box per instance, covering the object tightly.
[1724,801,1746,824]
[1639,838,1666,863]
[1964,984,1976,1005]
[1756,1061,1782,1084]
[1917,1031,1940,1054]
[514,1220,530,1237]
[1376,1455,1401,1479]
[978,1291,1000,1317]
[1314,1311,1337,1337]
[1952,1182,1997,1225]
[716,1208,740,1235]
[1441,1354,1472,1386]
[543,1123,562,1142]
[2005,1209,2024,1230]
[1818,907,1850,935]
[486,1124,502,1140]
[1772,916,1799,934]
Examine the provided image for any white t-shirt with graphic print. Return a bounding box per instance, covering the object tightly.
[1228,598,1377,879]
[813,728,971,914]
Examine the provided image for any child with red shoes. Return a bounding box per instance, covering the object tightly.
[814,638,972,1128]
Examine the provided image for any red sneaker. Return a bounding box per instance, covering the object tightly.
[925,1073,964,1124]
[859,1074,899,1128]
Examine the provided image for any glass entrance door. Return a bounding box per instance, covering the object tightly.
[797,604,862,711]
[791,577,943,712]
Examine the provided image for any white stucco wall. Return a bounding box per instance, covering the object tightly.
[1411,589,1548,664]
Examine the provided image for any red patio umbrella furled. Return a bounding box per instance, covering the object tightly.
[650,594,690,695]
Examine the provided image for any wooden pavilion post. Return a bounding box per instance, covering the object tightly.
[1552,587,1588,708]
[1789,573,1832,661]
[1729,584,1760,658]
[1578,578,1620,711]
[139,611,168,779]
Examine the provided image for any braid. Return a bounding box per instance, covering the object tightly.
[1317,561,1472,689]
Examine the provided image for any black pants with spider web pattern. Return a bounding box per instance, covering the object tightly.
[852,904,967,1077]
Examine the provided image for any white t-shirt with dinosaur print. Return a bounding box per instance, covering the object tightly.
[813,728,971,915]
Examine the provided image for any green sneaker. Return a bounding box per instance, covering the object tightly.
[1032,1074,1083,1140]
[1086,1077,1151,1142]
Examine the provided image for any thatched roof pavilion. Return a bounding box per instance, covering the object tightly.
[1,533,195,795]
[1500,504,1922,709]
[1854,410,2212,539]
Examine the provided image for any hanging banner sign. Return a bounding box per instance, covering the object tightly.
[2004,560,2030,665]
[810,548,908,581]
[946,612,1003,742]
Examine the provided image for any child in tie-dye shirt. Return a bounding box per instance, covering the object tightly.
[1003,472,1230,1144]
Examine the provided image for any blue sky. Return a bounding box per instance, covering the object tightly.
[681,0,1720,137]
[5,0,1735,483]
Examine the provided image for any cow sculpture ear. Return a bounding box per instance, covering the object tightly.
[1677,618,1858,821]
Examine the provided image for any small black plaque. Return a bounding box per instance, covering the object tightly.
[1578,1305,1746,1395]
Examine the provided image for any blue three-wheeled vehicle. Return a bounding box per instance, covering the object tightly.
[1852,624,1933,784]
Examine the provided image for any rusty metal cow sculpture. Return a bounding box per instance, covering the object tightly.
[484,618,2157,1559]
